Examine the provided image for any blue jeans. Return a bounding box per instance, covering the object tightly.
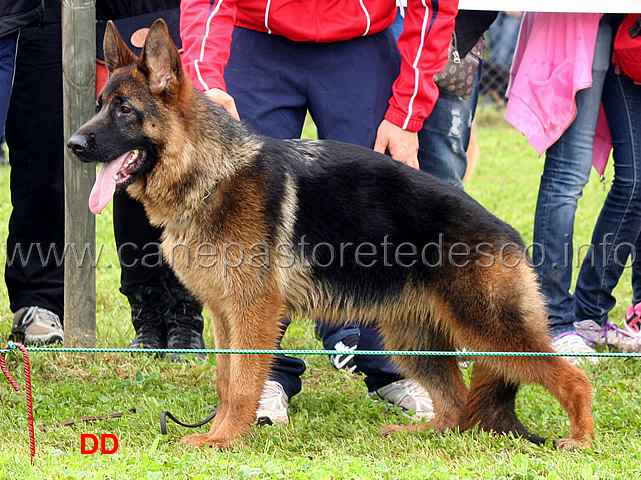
[393,10,479,188]
[574,67,641,323]
[418,75,480,189]
[533,15,641,335]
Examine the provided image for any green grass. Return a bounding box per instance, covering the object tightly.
[1,108,640,479]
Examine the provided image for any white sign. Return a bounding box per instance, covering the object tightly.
[458,0,641,13]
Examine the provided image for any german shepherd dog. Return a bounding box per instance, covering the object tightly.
[68,19,594,450]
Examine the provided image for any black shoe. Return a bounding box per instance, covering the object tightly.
[124,285,170,355]
[165,281,206,362]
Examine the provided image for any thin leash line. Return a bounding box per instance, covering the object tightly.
[1,340,638,463]
[2,342,640,357]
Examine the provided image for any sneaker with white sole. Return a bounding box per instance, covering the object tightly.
[10,306,64,345]
[368,378,435,421]
[255,380,289,425]
[552,332,599,365]
[574,319,641,353]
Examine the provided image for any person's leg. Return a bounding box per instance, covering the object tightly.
[313,321,361,372]
[304,28,401,378]
[304,30,433,416]
[224,27,309,401]
[574,59,641,324]
[5,23,65,344]
[533,18,611,338]
[303,29,402,370]
[632,231,641,305]
[418,70,481,188]
[623,232,641,334]
[224,28,431,417]
[354,324,402,391]
[307,28,400,148]
[225,27,308,140]
[488,13,521,69]
[356,324,434,420]
[114,191,170,348]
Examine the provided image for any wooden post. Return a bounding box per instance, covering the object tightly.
[62,0,96,347]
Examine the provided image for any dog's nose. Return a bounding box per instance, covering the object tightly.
[67,134,89,154]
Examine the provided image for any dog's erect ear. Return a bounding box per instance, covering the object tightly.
[104,20,137,73]
[138,19,183,96]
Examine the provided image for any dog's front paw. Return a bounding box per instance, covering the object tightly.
[556,437,591,451]
[179,433,236,449]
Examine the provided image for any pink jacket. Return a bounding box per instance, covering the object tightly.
[504,13,612,175]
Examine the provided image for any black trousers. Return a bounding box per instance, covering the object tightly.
[4,22,176,320]
[5,23,65,319]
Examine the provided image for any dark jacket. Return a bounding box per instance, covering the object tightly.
[0,0,44,37]
[455,10,498,58]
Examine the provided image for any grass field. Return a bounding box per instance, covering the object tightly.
[0,107,640,479]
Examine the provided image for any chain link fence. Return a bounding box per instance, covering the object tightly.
[480,12,523,109]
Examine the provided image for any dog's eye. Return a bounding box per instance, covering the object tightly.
[120,105,132,114]
[95,100,102,113]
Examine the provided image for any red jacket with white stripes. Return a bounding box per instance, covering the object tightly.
[179,0,457,132]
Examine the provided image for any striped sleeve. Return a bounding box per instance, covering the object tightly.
[180,0,237,92]
[385,0,458,132]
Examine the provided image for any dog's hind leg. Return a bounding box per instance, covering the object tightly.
[377,322,469,436]
[450,262,593,449]
[529,357,594,450]
[462,362,546,444]
[469,354,594,450]
[454,303,593,447]
[457,328,594,449]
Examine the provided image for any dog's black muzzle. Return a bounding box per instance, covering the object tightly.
[67,133,94,162]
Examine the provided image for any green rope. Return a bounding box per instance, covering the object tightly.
[2,340,640,357]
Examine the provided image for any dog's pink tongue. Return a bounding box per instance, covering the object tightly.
[89,153,128,214]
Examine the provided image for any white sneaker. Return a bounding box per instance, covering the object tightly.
[368,378,435,421]
[552,332,599,365]
[255,380,289,425]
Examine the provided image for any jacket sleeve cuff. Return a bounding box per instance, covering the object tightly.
[384,108,425,133]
